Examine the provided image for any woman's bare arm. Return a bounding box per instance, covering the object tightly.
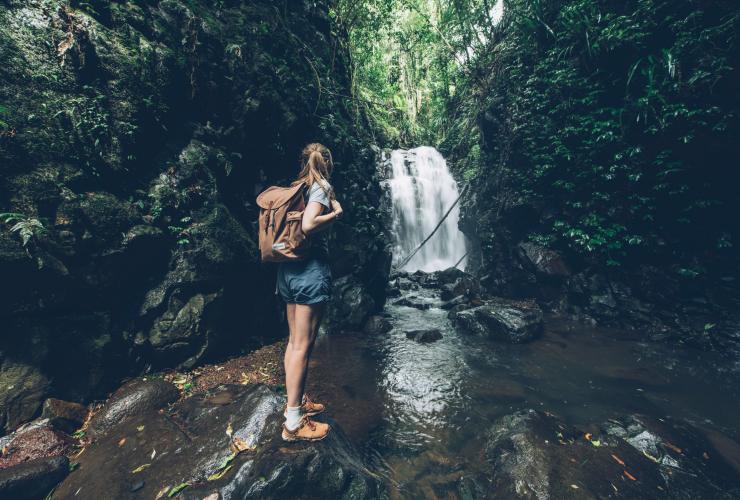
[302,200,342,235]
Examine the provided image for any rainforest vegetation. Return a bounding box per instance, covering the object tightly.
[1,0,739,498]
[337,0,740,273]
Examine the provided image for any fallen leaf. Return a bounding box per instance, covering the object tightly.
[131,463,151,474]
[151,448,157,460]
[137,425,145,432]
[584,433,593,441]
[570,484,579,489]
[203,493,220,500]
[663,442,683,454]
[118,438,126,447]
[225,422,233,438]
[642,450,660,463]
[624,470,637,481]
[240,372,249,385]
[155,486,169,499]
[207,464,233,481]
[703,452,710,460]
[611,454,626,466]
[168,483,189,497]
[231,437,253,452]
[591,439,602,447]
[221,451,237,468]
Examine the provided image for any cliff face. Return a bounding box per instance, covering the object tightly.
[442,0,740,349]
[0,0,390,433]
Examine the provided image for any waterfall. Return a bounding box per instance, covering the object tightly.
[388,146,467,272]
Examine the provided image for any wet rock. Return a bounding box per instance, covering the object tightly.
[0,455,69,500]
[405,329,443,343]
[41,398,89,434]
[363,315,393,335]
[329,275,377,332]
[440,295,470,310]
[0,421,73,469]
[602,415,740,496]
[432,267,467,285]
[483,409,667,499]
[393,296,432,310]
[482,410,740,499]
[148,291,221,369]
[450,297,543,343]
[439,274,480,301]
[517,242,571,278]
[0,360,50,434]
[54,384,385,499]
[86,378,179,439]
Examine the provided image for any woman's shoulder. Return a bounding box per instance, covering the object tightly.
[309,179,332,195]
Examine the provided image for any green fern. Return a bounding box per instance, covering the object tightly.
[0,212,46,246]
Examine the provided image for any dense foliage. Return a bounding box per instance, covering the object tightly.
[339,0,740,277]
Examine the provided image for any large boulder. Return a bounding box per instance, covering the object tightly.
[517,242,571,279]
[482,410,740,499]
[484,410,664,498]
[450,297,543,343]
[0,360,50,434]
[86,377,179,439]
[41,398,89,434]
[602,414,740,496]
[0,420,74,469]
[0,455,69,500]
[329,275,377,332]
[54,384,386,499]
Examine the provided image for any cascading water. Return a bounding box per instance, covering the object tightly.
[387,146,467,272]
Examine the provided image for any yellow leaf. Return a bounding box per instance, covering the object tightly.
[225,422,233,438]
[207,464,233,481]
[131,463,151,474]
[137,425,145,432]
[240,372,249,385]
[118,438,126,447]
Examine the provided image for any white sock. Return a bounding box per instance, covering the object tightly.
[285,405,302,431]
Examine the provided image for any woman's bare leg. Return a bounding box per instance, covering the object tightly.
[285,303,325,408]
[284,303,296,388]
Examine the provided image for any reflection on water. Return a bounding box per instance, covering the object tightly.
[307,285,740,496]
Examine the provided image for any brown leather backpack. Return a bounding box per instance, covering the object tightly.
[256,184,310,262]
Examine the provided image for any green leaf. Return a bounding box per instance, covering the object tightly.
[167,483,189,497]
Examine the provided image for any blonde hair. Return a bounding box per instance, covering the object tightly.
[292,143,334,199]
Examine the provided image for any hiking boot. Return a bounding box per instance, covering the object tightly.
[282,416,330,442]
[284,394,325,417]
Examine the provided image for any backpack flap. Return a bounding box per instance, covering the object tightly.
[256,184,305,209]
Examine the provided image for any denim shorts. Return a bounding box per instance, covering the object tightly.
[276,258,332,305]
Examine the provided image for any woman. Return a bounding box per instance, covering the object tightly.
[278,143,343,441]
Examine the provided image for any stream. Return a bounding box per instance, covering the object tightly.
[309,284,740,496]
[306,146,740,497]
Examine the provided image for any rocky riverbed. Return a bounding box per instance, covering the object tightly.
[2,269,740,498]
